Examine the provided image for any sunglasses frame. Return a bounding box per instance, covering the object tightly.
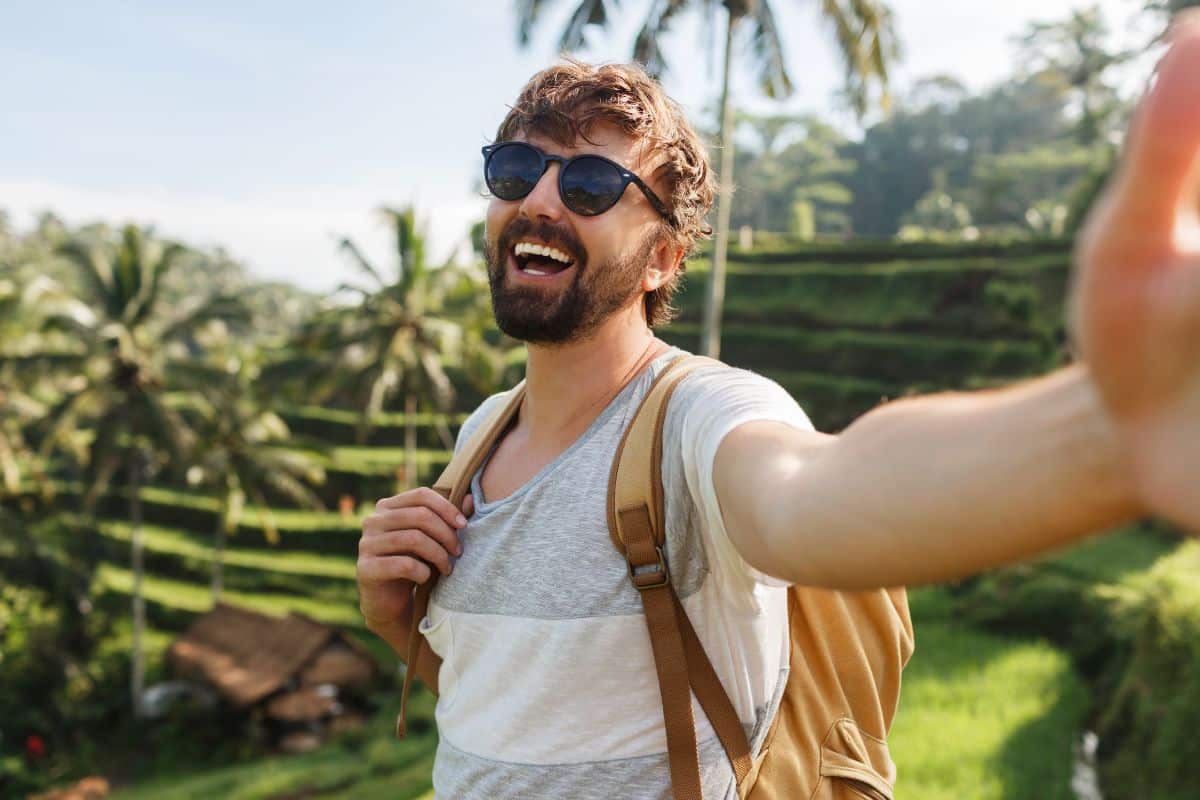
[482,141,673,223]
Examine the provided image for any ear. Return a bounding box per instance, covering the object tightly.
[643,236,684,293]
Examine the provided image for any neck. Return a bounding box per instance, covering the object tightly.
[520,306,669,447]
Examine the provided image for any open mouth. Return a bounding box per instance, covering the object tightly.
[511,241,576,278]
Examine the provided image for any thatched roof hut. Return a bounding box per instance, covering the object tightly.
[166,603,378,716]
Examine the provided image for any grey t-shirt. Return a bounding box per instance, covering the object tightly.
[423,348,812,799]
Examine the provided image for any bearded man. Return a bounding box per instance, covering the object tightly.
[357,17,1200,798]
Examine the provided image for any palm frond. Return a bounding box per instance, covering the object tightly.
[137,394,198,479]
[80,408,127,517]
[2,351,88,387]
[260,465,326,512]
[821,0,899,116]
[633,0,690,78]
[515,0,555,46]
[559,0,615,52]
[82,449,122,521]
[745,0,794,99]
[113,225,146,317]
[248,485,280,545]
[332,282,373,301]
[337,237,387,290]
[358,365,399,443]
[36,386,97,462]
[162,358,240,396]
[57,238,114,314]
[39,310,101,347]
[159,293,253,344]
[418,349,456,411]
[130,242,187,328]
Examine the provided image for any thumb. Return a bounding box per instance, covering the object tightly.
[1103,16,1200,245]
[462,493,475,518]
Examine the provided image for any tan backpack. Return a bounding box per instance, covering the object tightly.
[395,355,914,800]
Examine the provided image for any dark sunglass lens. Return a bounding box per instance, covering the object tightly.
[486,144,543,200]
[561,157,625,216]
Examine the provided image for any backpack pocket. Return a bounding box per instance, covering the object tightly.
[814,718,895,800]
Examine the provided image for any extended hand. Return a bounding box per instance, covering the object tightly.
[1070,13,1200,530]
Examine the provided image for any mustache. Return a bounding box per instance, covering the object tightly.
[496,218,587,266]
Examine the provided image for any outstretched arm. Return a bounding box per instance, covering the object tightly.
[715,14,1200,590]
[714,365,1140,589]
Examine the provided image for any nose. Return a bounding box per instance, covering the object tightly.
[518,162,564,223]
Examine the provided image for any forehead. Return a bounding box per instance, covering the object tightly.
[515,123,656,173]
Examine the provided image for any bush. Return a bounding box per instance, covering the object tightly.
[1092,542,1200,799]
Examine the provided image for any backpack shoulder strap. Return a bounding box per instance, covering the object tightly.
[395,382,526,738]
[606,355,718,554]
[434,383,528,506]
[607,355,755,797]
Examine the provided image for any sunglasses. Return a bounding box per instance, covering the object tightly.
[482,141,673,222]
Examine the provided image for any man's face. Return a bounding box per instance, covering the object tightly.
[483,124,672,345]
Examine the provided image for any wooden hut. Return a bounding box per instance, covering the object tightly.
[166,603,378,749]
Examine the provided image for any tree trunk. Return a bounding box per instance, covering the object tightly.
[129,448,146,718]
[405,394,418,491]
[700,10,739,359]
[211,499,226,604]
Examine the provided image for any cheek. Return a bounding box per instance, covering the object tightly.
[485,200,515,243]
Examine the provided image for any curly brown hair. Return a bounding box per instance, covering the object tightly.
[494,59,716,327]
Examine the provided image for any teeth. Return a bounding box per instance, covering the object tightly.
[514,241,572,264]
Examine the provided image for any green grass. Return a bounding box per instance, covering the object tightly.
[93,563,363,628]
[131,485,358,531]
[309,446,452,475]
[662,324,1049,387]
[108,689,439,800]
[91,518,357,580]
[275,405,468,427]
[889,617,1087,800]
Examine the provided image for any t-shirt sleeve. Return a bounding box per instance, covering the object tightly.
[671,366,815,595]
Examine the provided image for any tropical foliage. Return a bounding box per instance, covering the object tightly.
[260,206,503,489]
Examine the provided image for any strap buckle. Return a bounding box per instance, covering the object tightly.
[627,545,671,590]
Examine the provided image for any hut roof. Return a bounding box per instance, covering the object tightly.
[166,603,376,707]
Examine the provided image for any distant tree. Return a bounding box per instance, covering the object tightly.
[844,75,1074,235]
[897,170,975,240]
[185,356,326,602]
[967,144,1096,235]
[1014,5,1134,147]
[264,207,484,489]
[514,0,900,356]
[31,225,250,715]
[731,112,855,236]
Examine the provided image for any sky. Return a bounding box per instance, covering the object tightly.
[1,0,1161,294]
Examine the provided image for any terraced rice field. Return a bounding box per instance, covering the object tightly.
[91,238,1103,797]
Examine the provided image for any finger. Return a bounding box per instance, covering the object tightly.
[375,487,469,530]
[370,505,463,557]
[462,493,475,518]
[360,529,454,575]
[358,554,432,585]
[1104,18,1200,246]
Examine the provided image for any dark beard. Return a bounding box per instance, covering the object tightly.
[485,218,652,345]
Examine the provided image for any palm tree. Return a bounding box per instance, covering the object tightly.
[0,271,40,496]
[515,0,900,357]
[33,224,250,715]
[185,356,328,602]
[264,206,478,489]
[0,263,94,500]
